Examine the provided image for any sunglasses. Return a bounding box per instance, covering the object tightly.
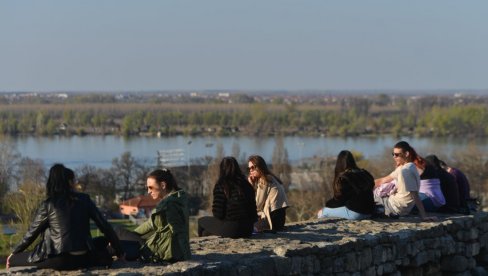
[248,165,256,171]
[392,152,402,157]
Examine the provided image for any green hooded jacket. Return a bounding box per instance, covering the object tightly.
[134,189,191,262]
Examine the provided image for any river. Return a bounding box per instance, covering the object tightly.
[5,135,485,169]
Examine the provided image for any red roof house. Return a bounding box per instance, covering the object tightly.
[119,195,160,218]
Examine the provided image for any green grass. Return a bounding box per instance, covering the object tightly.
[90,219,138,237]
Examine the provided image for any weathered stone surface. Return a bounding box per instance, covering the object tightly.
[2,213,488,275]
[441,255,468,272]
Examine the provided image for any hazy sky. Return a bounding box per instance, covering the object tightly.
[1,1,487,92]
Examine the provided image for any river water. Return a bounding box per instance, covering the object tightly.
[6,135,485,169]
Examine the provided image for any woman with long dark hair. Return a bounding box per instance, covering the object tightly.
[198,157,258,238]
[248,155,289,232]
[317,150,375,220]
[115,168,191,263]
[7,164,123,270]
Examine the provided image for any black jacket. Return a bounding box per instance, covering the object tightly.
[326,169,375,215]
[212,178,258,223]
[12,192,122,263]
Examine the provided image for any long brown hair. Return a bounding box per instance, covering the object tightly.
[248,155,283,185]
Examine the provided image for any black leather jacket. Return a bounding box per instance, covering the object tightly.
[12,192,123,263]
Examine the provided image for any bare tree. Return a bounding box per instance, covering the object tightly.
[272,136,291,191]
[111,152,147,200]
[0,141,21,201]
[286,190,323,222]
[5,179,45,237]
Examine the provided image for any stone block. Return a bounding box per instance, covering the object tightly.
[468,257,477,269]
[476,249,488,265]
[441,255,468,272]
[345,252,358,272]
[457,228,479,241]
[479,233,488,248]
[271,256,292,276]
[411,251,429,267]
[363,266,376,276]
[478,222,488,232]
[465,242,481,257]
[358,248,372,270]
[320,258,334,274]
[373,245,386,265]
[439,236,456,255]
[290,257,302,274]
[423,237,440,248]
[382,262,396,274]
[471,266,488,276]
[333,256,345,273]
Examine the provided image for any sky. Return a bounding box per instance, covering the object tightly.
[1,1,487,92]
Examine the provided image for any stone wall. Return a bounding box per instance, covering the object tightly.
[4,213,488,275]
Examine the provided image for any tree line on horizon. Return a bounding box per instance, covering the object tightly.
[0,94,487,137]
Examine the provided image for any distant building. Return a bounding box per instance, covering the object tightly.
[119,195,160,218]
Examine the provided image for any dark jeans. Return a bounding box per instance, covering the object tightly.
[198,216,254,238]
[270,207,287,231]
[9,237,112,270]
[115,227,145,261]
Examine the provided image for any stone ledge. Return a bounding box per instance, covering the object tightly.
[3,213,488,275]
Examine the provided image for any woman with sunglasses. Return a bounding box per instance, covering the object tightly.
[247,155,289,232]
[374,141,436,221]
[115,169,191,263]
[198,157,258,238]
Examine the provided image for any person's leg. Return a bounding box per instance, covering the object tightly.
[374,193,399,217]
[270,208,286,231]
[90,236,113,267]
[198,216,226,237]
[8,252,33,267]
[37,254,90,270]
[114,227,144,261]
[318,206,370,220]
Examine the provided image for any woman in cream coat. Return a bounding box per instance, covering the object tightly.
[247,155,289,232]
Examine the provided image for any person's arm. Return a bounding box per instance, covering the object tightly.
[134,218,154,236]
[86,195,124,257]
[411,191,437,221]
[11,202,49,254]
[374,175,394,188]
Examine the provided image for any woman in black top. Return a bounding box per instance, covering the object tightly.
[198,157,258,238]
[317,150,375,220]
[7,164,123,270]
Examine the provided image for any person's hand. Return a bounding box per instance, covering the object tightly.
[117,253,127,263]
[6,253,13,269]
[317,209,323,218]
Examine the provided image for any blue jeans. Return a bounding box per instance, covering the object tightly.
[318,206,370,220]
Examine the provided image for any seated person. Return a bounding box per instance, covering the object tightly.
[247,155,289,232]
[374,141,436,221]
[198,157,258,238]
[116,169,191,263]
[440,159,472,211]
[425,155,460,213]
[317,150,375,220]
[419,163,446,212]
[7,164,123,271]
